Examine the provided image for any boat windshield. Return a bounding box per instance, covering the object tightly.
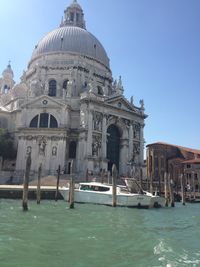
[80,185,110,192]
[125,179,144,194]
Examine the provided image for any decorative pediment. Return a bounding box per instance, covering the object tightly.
[21,95,66,109]
[105,95,137,112]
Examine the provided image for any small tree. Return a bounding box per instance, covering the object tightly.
[0,128,16,161]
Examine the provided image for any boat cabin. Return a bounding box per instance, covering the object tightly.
[79,183,111,192]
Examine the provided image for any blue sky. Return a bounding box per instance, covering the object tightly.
[0,0,200,150]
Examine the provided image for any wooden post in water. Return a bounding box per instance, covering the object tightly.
[69,160,75,209]
[22,153,31,211]
[55,165,61,201]
[112,164,117,207]
[180,173,186,205]
[101,169,104,184]
[107,171,110,184]
[168,173,175,207]
[150,173,153,194]
[164,172,168,207]
[192,171,196,201]
[140,168,143,189]
[86,168,89,182]
[36,163,42,204]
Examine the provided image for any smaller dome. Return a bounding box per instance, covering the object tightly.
[2,62,14,78]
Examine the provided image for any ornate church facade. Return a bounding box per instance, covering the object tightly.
[0,1,147,179]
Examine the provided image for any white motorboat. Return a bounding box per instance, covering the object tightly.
[124,178,165,208]
[59,181,165,208]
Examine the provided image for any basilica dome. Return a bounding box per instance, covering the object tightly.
[31,26,110,69]
[31,0,110,69]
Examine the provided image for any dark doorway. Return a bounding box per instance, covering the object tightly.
[107,125,120,172]
[69,141,76,159]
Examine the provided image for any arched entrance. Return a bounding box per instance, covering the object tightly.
[107,125,120,172]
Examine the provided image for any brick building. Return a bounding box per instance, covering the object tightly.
[146,142,200,193]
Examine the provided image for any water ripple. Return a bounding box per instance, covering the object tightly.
[0,200,200,267]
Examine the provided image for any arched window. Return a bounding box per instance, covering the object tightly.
[63,80,68,90]
[30,115,39,127]
[30,113,58,128]
[48,80,57,97]
[69,141,76,159]
[50,115,58,128]
[97,86,103,95]
[39,113,48,128]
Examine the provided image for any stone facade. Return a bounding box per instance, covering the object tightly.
[0,1,147,180]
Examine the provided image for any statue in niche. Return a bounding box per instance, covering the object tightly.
[92,142,99,156]
[92,136,101,157]
[52,146,57,156]
[93,112,102,131]
[26,146,32,155]
[39,139,46,156]
[133,143,140,155]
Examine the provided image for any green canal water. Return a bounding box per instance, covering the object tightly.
[0,200,200,267]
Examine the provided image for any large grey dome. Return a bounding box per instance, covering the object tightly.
[31,26,110,68]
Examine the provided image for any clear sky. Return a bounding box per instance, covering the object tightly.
[0,0,200,150]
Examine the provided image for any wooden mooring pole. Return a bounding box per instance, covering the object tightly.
[180,173,186,205]
[69,160,74,209]
[112,164,117,207]
[55,165,61,201]
[37,163,42,204]
[22,153,31,211]
[168,173,175,207]
[101,169,104,184]
[86,168,89,182]
[164,172,168,207]
[140,168,143,189]
[150,174,153,194]
[192,172,196,201]
[107,171,110,184]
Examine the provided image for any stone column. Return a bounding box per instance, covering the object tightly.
[128,123,133,161]
[87,110,93,157]
[139,123,145,165]
[77,131,87,174]
[101,114,107,170]
[65,108,70,127]
[86,108,93,171]
[120,138,129,175]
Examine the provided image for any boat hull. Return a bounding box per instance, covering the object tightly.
[59,188,155,208]
[149,195,165,208]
